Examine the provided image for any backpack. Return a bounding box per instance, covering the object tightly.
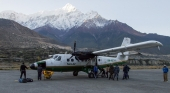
[26,78,33,82]
[19,78,27,83]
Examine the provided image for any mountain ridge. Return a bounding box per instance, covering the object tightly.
[0,4,170,54]
[0,4,108,30]
[0,18,71,50]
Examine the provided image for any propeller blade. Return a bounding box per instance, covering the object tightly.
[75,56,79,62]
[74,41,76,52]
[69,55,73,59]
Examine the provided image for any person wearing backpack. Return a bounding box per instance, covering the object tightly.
[162,65,169,82]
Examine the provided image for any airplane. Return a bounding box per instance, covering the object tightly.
[30,37,163,78]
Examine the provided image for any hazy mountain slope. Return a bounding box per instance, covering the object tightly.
[0,18,71,50]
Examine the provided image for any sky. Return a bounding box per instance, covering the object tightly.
[0,0,170,36]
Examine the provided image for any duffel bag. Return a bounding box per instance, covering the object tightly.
[19,78,27,83]
[26,78,33,82]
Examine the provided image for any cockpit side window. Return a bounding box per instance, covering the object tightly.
[57,56,61,61]
[54,55,58,59]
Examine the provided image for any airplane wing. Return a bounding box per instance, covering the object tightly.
[92,40,163,54]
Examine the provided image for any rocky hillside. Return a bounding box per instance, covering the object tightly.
[0,19,71,50]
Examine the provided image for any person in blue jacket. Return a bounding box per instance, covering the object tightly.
[93,65,98,78]
[113,64,120,81]
[162,65,169,82]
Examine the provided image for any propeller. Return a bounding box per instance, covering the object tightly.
[69,41,96,61]
[69,41,80,61]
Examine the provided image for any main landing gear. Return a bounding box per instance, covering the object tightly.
[88,72,94,78]
[73,71,78,76]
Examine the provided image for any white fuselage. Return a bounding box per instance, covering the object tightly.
[45,54,121,67]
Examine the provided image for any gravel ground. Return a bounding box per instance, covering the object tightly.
[0,69,169,93]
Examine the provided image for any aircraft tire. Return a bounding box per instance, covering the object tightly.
[88,73,94,78]
[73,71,78,76]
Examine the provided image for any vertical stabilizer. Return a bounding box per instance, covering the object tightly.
[121,37,131,46]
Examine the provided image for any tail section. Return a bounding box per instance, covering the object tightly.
[121,37,131,46]
[117,37,131,61]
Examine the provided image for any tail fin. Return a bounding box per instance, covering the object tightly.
[117,37,131,61]
[121,37,131,46]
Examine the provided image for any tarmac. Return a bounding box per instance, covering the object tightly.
[0,69,169,93]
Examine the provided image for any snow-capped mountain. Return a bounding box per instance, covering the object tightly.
[0,3,111,30]
[1,3,170,54]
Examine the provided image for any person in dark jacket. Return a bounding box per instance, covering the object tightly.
[113,64,120,81]
[109,65,114,80]
[126,65,130,79]
[20,62,28,79]
[37,65,43,80]
[122,65,130,80]
[162,65,169,82]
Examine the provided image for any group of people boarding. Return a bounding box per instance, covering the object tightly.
[93,64,130,81]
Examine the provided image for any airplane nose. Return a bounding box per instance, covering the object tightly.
[30,64,35,69]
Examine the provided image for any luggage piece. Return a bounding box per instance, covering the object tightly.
[26,78,33,82]
[22,78,27,83]
[19,78,27,83]
[19,78,22,83]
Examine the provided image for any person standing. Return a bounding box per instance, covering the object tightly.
[122,65,126,79]
[127,65,130,79]
[37,65,43,80]
[20,62,28,79]
[93,65,98,78]
[105,65,110,78]
[113,64,120,81]
[123,65,130,80]
[109,65,114,80]
[162,65,169,82]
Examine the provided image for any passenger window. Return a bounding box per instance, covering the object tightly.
[67,59,70,62]
[57,56,61,61]
[71,59,74,62]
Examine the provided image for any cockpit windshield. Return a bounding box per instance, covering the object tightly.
[53,55,58,59]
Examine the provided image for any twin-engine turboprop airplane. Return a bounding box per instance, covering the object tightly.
[30,37,163,78]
